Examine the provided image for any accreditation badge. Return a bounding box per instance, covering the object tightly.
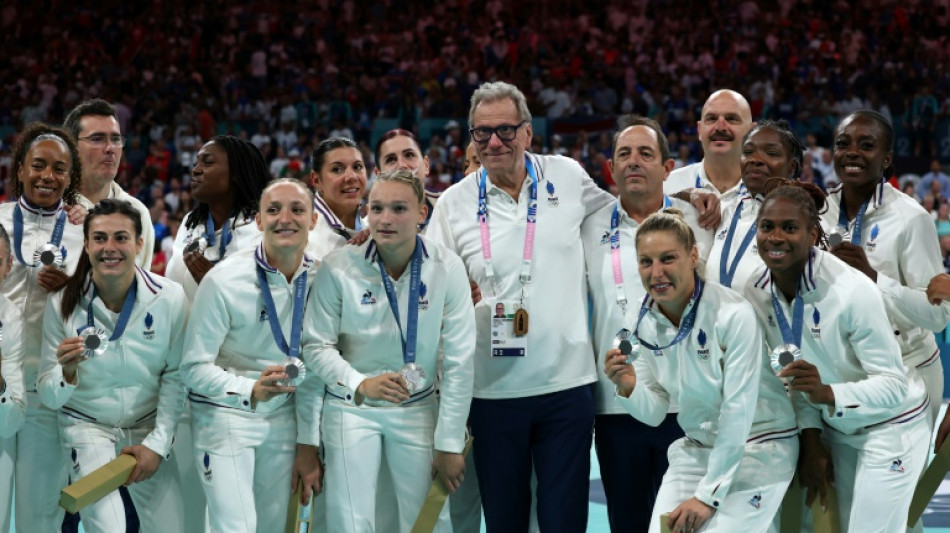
[489,298,528,357]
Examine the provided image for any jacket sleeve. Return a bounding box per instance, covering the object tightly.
[433,257,476,454]
[301,261,367,403]
[0,305,27,438]
[141,286,189,458]
[615,344,670,427]
[180,273,256,411]
[37,293,77,410]
[694,302,761,509]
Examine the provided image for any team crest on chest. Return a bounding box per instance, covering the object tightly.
[865,224,880,252]
[890,459,905,473]
[203,452,213,481]
[749,493,762,509]
[143,312,156,340]
[361,290,377,305]
[418,281,429,311]
[811,308,821,339]
[545,181,559,207]
[696,329,710,360]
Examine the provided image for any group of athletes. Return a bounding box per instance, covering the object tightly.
[0,80,948,533]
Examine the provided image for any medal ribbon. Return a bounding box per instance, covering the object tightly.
[610,196,672,312]
[770,280,804,348]
[837,197,870,246]
[719,196,756,288]
[378,235,423,365]
[256,262,307,360]
[477,154,538,290]
[204,214,233,261]
[633,272,705,351]
[79,280,138,341]
[13,200,67,267]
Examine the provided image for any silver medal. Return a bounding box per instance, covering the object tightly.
[78,326,109,358]
[770,344,801,375]
[33,243,63,267]
[612,328,639,363]
[278,357,306,387]
[400,362,427,393]
[184,236,208,255]
[827,231,846,248]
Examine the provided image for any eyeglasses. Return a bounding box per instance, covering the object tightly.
[77,134,127,148]
[470,120,528,143]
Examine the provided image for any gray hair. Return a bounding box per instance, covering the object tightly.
[468,81,532,129]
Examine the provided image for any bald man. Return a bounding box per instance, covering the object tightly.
[664,90,757,218]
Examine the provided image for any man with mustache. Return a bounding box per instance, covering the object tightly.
[664,90,757,219]
[64,99,154,269]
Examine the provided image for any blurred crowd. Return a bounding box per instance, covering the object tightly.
[1,0,950,269]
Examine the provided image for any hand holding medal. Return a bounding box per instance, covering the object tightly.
[252,364,300,406]
[55,335,94,384]
[603,342,637,398]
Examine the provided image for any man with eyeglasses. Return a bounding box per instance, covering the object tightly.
[427,81,614,533]
[64,99,154,269]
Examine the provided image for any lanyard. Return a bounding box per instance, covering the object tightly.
[377,236,424,365]
[477,155,538,293]
[256,264,308,360]
[633,273,704,351]
[203,215,233,261]
[13,202,66,267]
[79,281,138,341]
[770,281,804,348]
[609,196,672,313]
[719,197,757,288]
[837,197,870,246]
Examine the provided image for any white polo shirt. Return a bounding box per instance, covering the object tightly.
[301,237,475,453]
[0,293,26,437]
[664,161,745,217]
[822,181,950,368]
[582,196,712,415]
[617,281,797,508]
[742,249,928,447]
[427,153,614,399]
[0,198,84,390]
[38,268,188,458]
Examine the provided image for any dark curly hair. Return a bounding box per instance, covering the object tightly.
[758,177,829,248]
[11,123,82,205]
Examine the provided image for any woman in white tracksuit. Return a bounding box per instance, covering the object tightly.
[38,198,188,533]
[302,169,475,533]
[180,179,323,533]
[164,135,268,531]
[0,123,85,533]
[744,182,929,532]
[604,210,798,533]
[706,120,804,290]
[307,137,368,260]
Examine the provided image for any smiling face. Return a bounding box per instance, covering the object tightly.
[756,196,819,279]
[636,229,698,317]
[85,213,143,283]
[833,115,892,191]
[256,181,317,255]
[191,141,232,203]
[741,127,797,196]
[368,180,427,250]
[19,139,71,208]
[698,91,754,159]
[611,125,674,202]
[471,98,532,178]
[310,146,366,218]
[377,135,430,178]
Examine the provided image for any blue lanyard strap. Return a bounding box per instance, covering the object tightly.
[377,236,424,365]
[13,203,66,267]
[837,197,870,246]
[718,199,757,288]
[256,265,308,359]
[634,273,705,351]
[770,281,804,348]
[80,280,138,341]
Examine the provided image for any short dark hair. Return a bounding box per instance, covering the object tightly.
[613,115,672,162]
[11,123,82,205]
[374,129,422,164]
[838,110,895,153]
[63,99,118,139]
[744,119,804,179]
[310,137,359,173]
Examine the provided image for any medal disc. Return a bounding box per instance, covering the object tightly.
[770,344,801,375]
[827,232,845,248]
[184,236,208,255]
[612,328,639,363]
[278,357,306,387]
[400,362,427,393]
[78,326,109,358]
[33,243,63,267]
